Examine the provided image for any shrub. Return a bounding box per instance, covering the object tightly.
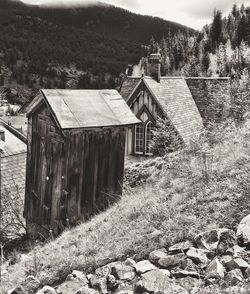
[150,117,183,156]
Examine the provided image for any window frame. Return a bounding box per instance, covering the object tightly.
[144,121,154,156]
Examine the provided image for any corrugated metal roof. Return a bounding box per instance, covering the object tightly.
[143,76,203,144]
[40,89,140,129]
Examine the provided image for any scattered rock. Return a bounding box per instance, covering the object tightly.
[58,271,97,294]
[175,277,202,293]
[181,258,198,272]
[217,229,237,255]
[88,275,107,294]
[75,287,99,294]
[13,276,40,294]
[107,274,118,291]
[8,286,25,294]
[220,255,233,265]
[115,281,134,294]
[245,267,250,278]
[186,247,209,265]
[225,269,243,286]
[158,253,186,270]
[124,258,136,267]
[56,282,86,294]
[35,286,56,294]
[111,262,135,281]
[225,258,250,272]
[149,248,168,264]
[116,290,133,294]
[237,214,250,247]
[206,258,225,279]
[95,263,115,277]
[133,260,157,275]
[195,229,236,254]
[72,270,89,286]
[135,269,188,294]
[225,245,245,258]
[171,270,200,279]
[168,241,193,254]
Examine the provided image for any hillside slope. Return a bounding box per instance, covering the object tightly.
[2,119,250,293]
[0,0,193,105]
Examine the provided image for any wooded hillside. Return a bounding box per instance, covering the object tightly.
[0,0,192,104]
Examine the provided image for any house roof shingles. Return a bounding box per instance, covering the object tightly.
[119,76,204,144]
[143,76,203,144]
[2,152,26,239]
[2,152,26,197]
[119,77,141,101]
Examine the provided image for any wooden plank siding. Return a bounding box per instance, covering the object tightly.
[24,103,126,236]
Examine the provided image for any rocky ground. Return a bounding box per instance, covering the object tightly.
[8,214,250,294]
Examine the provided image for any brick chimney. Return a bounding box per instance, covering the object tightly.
[125,64,133,77]
[146,53,161,82]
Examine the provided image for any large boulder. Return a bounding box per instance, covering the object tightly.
[135,269,188,294]
[186,247,209,265]
[158,253,186,270]
[133,260,157,275]
[205,258,225,279]
[237,215,250,247]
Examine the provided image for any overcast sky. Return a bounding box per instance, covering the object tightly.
[22,0,250,29]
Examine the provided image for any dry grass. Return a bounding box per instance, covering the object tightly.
[2,119,250,292]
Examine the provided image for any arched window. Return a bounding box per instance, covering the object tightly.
[134,123,144,154]
[145,121,154,155]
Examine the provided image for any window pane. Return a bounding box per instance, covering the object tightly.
[135,124,144,154]
[145,122,154,155]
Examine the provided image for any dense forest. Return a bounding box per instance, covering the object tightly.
[0,0,191,104]
[146,3,250,122]
[149,4,250,78]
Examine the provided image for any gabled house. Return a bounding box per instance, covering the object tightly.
[119,53,231,156]
[24,89,139,238]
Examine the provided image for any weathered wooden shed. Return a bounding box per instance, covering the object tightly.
[24,89,139,237]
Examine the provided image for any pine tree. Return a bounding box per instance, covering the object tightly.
[210,9,223,52]
[236,14,247,46]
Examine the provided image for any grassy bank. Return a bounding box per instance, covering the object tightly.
[2,119,250,292]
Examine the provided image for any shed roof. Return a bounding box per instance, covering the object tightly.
[143,76,203,144]
[27,89,140,129]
